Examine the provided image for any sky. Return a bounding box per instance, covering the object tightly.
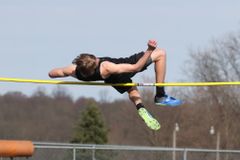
[0,0,240,101]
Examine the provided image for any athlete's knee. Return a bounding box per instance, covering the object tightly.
[152,48,166,61]
[156,48,166,58]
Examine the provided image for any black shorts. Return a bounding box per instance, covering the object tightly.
[104,52,152,94]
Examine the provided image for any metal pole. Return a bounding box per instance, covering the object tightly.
[173,123,179,160]
[92,145,96,160]
[73,147,76,160]
[183,149,188,160]
[173,129,176,160]
[216,132,220,160]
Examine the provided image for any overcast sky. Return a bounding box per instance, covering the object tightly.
[0,0,240,100]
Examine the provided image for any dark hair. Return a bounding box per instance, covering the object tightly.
[72,53,97,77]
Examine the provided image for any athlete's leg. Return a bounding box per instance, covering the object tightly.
[127,87,160,130]
[150,48,166,97]
[128,86,142,105]
[150,48,166,84]
[151,48,182,106]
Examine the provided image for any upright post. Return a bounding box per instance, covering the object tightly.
[216,132,220,160]
[183,149,188,160]
[173,123,179,160]
[173,130,176,160]
[73,148,76,160]
[92,145,96,160]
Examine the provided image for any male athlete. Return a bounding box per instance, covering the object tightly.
[49,40,182,130]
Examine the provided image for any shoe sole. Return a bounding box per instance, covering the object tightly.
[139,109,161,130]
[155,101,182,107]
[145,119,161,130]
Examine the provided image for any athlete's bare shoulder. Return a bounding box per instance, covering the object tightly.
[99,61,112,79]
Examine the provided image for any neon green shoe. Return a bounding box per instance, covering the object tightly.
[138,108,160,130]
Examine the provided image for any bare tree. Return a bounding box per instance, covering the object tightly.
[182,31,240,150]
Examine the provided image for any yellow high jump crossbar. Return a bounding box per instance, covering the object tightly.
[1,77,240,87]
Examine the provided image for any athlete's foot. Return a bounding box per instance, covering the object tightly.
[138,108,160,130]
[154,95,182,107]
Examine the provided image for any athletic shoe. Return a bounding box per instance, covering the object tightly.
[138,108,160,130]
[154,95,182,107]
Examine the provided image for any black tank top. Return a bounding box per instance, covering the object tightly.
[75,52,146,82]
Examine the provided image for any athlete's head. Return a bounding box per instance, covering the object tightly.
[72,53,97,77]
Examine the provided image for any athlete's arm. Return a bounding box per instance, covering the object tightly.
[101,40,157,76]
[48,64,76,78]
[102,51,152,74]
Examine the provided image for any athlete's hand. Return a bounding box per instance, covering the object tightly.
[147,39,157,50]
